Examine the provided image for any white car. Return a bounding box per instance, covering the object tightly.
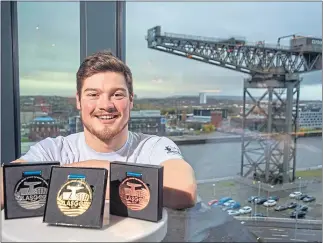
[223,200,235,207]
[239,206,252,214]
[227,210,240,216]
[263,199,277,207]
[289,191,302,198]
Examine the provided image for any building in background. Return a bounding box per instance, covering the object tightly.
[68,115,84,134]
[129,110,166,135]
[298,107,322,130]
[193,108,228,119]
[29,116,60,141]
[199,92,207,104]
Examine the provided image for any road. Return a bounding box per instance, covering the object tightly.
[248,226,322,242]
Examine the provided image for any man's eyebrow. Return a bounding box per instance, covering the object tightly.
[84,88,100,92]
[114,88,127,92]
[83,87,127,93]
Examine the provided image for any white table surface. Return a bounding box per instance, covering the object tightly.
[2,201,168,242]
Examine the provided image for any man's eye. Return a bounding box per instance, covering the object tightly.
[114,93,125,97]
[87,93,98,97]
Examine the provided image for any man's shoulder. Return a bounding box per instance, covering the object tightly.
[131,132,180,153]
[131,132,171,145]
[36,132,84,148]
[131,132,182,165]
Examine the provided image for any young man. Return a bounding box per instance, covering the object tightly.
[0,51,197,210]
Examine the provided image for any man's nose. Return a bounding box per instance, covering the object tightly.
[97,94,115,110]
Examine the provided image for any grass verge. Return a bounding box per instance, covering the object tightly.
[295,169,322,178]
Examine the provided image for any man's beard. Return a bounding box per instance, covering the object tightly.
[80,112,129,142]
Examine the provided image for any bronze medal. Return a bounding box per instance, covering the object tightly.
[14,172,48,210]
[56,178,93,217]
[119,176,150,211]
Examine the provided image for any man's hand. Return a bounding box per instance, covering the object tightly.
[1,159,27,210]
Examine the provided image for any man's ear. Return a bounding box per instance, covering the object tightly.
[130,93,134,110]
[76,92,81,110]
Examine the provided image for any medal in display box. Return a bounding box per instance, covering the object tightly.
[3,162,60,219]
[43,166,108,229]
[109,161,164,222]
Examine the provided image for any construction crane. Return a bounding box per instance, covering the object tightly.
[145,26,322,185]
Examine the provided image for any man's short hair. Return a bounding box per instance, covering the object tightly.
[76,50,133,98]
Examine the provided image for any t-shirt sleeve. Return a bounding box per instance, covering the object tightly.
[19,137,64,163]
[148,137,184,165]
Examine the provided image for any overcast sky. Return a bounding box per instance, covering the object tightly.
[18,2,322,100]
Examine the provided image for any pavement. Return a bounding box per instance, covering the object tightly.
[248,226,322,242]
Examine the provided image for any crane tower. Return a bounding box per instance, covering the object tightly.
[145,26,322,184]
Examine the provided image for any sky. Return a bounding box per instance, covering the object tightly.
[18,2,322,100]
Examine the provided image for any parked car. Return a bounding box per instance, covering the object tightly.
[290,210,306,218]
[287,202,298,209]
[263,199,277,207]
[223,202,241,211]
[255,197,267,205]
[303,196,316,202]
[223,200,236,207]
[295,194,308,200]
[289,191,302,198]
[274,205,288,211]
[248,196,259,203]
[239,206,252,214]
[295,205,308,212]
[267,196,279,201]
[227,210,240,216]
[229,202,240,209]
[208,199,218,206]
[217,197,232,206]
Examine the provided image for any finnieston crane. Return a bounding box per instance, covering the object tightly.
[145,26,322,185]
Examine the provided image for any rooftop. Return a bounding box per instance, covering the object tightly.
[33,116,55,122]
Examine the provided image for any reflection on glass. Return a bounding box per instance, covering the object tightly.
[126,1,322,231]
[17,2,80,155]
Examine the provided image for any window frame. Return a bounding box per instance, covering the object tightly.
[1,1,126,164]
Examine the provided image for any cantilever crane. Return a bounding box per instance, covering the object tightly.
[145,26,322,184]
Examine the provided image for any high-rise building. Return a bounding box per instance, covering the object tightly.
[199,92,207,104]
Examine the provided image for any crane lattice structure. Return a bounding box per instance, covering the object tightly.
[146,26,322,184]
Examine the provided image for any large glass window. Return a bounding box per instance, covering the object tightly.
[126,1,322,230]
[17,2,80,155]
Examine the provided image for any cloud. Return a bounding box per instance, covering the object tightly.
[17,1,322,100]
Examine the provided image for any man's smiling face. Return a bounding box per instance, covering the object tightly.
[76,71,133,141]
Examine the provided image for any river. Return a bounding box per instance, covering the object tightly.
[179,136,322,180]
[21,136,322,181]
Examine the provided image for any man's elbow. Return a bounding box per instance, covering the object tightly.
[163,182,197,210]
[181,182,197,208]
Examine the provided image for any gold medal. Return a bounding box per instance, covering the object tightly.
[14,171,48,210]
[56,174,93,217]
[119,172,150,211]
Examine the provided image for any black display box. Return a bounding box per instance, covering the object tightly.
[110,161,164,222]
[43,166,108,229]
[3,162,60,219]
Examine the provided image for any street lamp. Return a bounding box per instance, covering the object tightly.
[298,177,302,193]
[212,184,216,197]
[267,185,274,217]
[255,181,261,218]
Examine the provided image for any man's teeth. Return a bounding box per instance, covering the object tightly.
[98,115,115,120]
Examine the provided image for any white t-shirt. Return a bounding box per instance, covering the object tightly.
[20,131,183,166]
